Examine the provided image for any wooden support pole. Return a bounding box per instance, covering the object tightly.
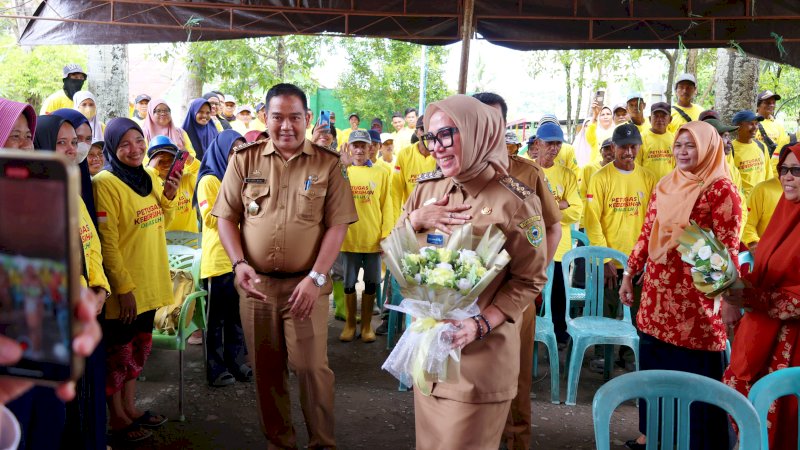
[457,0,475,94]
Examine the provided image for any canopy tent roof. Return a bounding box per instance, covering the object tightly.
[10,1,800,68]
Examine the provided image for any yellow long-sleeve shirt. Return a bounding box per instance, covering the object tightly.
[165,157,200,233]
[197,175,232,279]
[93,167,176,319]
[579,161,604,227]
[741,176,782,246]
[79,198,110,294]
[733,139,772,201]
[585,122,614,165]
[585,163,657,262]
[40,90,73,115]
[391,127,415,151]
[557,142,580,178]
[668,103,704,133]
[726,158,749,238]
[542,164,583,261]
[637,129,675,180]
[759,118,790,176]
[390,143,436,222]
[341,164,393,253]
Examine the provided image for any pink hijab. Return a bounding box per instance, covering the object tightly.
[0,98,37,147]
[141,99,186,150]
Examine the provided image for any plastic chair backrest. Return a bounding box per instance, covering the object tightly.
[539,262,555,319]
[593,370,761,450]
[561,246,630,322]
[739,250,755,274]
[571,229,589,247]
[167,245,202,290]
[166,231,201,249]
[748,366,800,450]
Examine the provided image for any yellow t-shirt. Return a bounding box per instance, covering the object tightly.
[634,118,652,136]
[542,164,583,261]
[390,143,436,223]
[374,158,393,175]
[637,129,675,180]
[337,128,365,148]
[391,127,415,151]
[585,163,657,261]
[93,168,176,319]
[668,103,704,133]
[726,157,748,238]
[164,157,200,233]
[557,143,580,178]
[249,118,267,132]
[40,90,73,115]
[79,198,110,294]
[759,118,790,176]
[733,139,772,201]
[579,161,604,227]
[741,177,782,246]
[341,164,394,253]
[211,117,225,132]
[197,175,232,279]
[585,122,614,165]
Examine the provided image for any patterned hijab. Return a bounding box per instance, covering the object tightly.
[0,97,37,147]
[142,99,186,150]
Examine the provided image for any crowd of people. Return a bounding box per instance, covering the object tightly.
[0,61,798,450]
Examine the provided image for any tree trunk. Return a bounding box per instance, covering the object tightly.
[12,0,35,41]
[574,53,586,140]
[564,59,573,141]
[183,46,205,114]
[685,49,698,76]
[88,45,130,122]
[276,37,287,80]
[713,49,760,124]
[658,49,676,105]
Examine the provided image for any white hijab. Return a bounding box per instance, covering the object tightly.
[72,91,104,142]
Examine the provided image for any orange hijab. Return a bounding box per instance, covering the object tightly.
[648,121,731,263]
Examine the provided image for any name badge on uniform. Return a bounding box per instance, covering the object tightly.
[248,200,260,215]
[427,234,444,246]
[245,177,266,184]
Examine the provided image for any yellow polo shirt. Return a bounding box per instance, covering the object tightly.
[637,129,675,180]
[341,164,394,253]
[741,177,783,246]
[542,164,583,261]
[668,103,704,133]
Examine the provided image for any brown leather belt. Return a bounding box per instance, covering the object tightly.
[255,270,307,279]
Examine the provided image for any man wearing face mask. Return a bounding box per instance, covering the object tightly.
[40,64,87,115]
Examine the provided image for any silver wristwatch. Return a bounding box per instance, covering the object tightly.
[308,270,327,287]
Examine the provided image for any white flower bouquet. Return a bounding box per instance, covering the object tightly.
[676,220,743,312]
[380,221,511,395]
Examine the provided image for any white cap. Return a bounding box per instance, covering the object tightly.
[380,133,394,144]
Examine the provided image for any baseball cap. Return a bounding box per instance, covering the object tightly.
[698,110,720,121]
[255,102,265,112]
[348,113,359,121]
[731,110,764,126]
[675,73,697,86]
[612,123,642,146]
[505,131,520,145]
[704,119,738,134]
[348,130,371,144]
[371,118,383,127]
[380,133,394,144]
[91,139,104,148]
[626,92,644,102]
[600,137,613,149]
[367,129,381,143]
[536,122,564,143]
[224,96,237,104]
[62,63,86,78]
[612,103,627,114]
[538,114,559,126]
[650,102,671,115]
[134,94,151,104]
[235,105,252,115]
[757,90,781,103]
[146,135,178,159]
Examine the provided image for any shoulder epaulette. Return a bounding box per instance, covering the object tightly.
[417,168,444,183]
[312,142,342,158]
[498,175,533,200]
[233,139,268,153]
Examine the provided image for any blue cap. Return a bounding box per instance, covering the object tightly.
[535,122,564,143]
[147,135,178,158]
[731,110,764,126]
[367,129,381,143]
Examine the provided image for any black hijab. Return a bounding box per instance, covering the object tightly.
[102,118,152,197]
[49,110,98,228]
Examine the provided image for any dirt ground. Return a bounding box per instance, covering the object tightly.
[127,307,640,450]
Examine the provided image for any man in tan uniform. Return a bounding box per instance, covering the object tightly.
[473,92,561,450]
[213,83,357,449]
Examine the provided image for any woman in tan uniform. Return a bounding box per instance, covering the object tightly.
[398,95,550,449]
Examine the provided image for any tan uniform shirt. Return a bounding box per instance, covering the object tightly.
[398,166,550,403]
[509,155,562,228]
[212,139,358,274]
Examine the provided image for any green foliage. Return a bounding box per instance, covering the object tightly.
[760,63,800,129]
[335,38,452,122]
[0,35,87,111]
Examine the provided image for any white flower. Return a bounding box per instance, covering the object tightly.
[456,278,472,292]
[697,246,713,260]
[436,262,453,271]
[691,239,706,254]
[413,273,422,284]
[710,271,724,281]
[709,253,725,271]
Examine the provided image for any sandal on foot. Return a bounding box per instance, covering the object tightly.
[232,364,253,382]
[108,424,152,442]
[211,371,235,387]
[133,410,168,428]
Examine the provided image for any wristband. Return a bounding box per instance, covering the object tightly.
[477,313,492,335]
[471,316,484,340]
[232,258,249,273]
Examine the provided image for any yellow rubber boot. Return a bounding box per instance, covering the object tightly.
[339,293,357,342]
[360,293,376,343]
[332,281,346,321]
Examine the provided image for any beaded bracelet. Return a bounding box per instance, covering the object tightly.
[477,314,492,336]
[471,316,484,340]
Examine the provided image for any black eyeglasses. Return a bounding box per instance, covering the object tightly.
[421,127,459,150]
[778,165,800,177]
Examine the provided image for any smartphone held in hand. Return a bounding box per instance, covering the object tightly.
[0,151,83,383]
[318,110,331,131]
[167,149,188,181]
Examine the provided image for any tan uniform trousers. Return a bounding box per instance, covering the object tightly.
[239,275,335,449]
[415,388,512,450]
[503,303,536,449]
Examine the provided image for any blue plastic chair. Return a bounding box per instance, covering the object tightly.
[739,250,754,274]
[561,246,639,406]
[748,366,800,450]
[568,230,589,311]
[386,275,406,350]
[165,230,201,249]
[533,262,560,403]
[593,370,761,450]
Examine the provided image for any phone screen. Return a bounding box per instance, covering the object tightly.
[0,156,74,380]
[595,90,605,105]
[318,110,331,130]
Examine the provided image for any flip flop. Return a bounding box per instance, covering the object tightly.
[231,364,254,382]
[211,371,236,387]
[133,410,168,428]
[108,423,152,442]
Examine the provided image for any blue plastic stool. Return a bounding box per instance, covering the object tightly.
[533,262,560,403]
[748,366,800,450]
